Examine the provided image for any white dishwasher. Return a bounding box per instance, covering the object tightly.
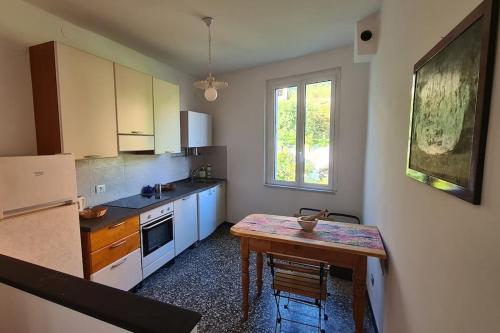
[198,187,218,240]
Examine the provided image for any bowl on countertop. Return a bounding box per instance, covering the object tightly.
[79,206,108,219]
[297,216,318,232]
[162,183,176,191]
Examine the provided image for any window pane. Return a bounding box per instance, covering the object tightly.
[304,81,331,185]
[274,86,297,182]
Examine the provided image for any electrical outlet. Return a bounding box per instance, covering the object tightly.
[370,273,375,286]
[95,184,106,193]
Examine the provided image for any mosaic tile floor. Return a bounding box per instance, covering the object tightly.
[135,223,377,333]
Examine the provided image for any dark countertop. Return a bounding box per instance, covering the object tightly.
[80,178,226,232]
[0,254,201,333]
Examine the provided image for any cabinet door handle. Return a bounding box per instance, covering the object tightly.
[109,240,127,249]
[110,258,127,269]
[131,131,144,134]
[108,221,126,229]
[84,155,101,159]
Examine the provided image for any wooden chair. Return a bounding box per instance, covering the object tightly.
[268,252,329,333]
[295,207,360,280]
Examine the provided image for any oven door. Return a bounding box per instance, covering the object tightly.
[141,213,173,261]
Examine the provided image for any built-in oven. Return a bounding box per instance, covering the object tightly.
[140,203,175,278]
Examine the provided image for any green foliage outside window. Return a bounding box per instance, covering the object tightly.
[274,81,332,185]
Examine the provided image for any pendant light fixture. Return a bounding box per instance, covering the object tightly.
[193,17,228,102]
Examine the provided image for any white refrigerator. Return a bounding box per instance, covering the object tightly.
[0,155,83,277]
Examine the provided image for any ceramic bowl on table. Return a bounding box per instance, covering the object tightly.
[297,217,318,232]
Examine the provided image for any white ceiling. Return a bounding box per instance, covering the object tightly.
[24,0,381,77]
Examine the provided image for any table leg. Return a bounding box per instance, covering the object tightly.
[352,256,368,333]
[240,237,250,320]
[256,252,263,295]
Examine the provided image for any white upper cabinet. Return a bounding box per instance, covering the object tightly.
[30,42,118,159]
[114,64,154,135]
[153,78,181,154]
[57,44,118,159]
[181,111,213,148]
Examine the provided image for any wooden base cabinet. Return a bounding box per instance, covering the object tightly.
[81,216,142,291]
[29,42,118,159]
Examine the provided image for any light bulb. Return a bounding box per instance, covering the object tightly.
[204,87,218,101]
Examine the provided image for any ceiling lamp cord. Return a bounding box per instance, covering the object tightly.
[207,19,212,78]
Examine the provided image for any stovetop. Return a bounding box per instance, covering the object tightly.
[105,193,175,209]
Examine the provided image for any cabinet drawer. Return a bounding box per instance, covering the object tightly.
[90,248,142,291]
[140,203,173,224]
[90,232,140,274]
[89,215,139,252]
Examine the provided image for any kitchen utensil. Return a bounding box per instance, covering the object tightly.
[76,196,86,212]
[155,184,161,199]
[141,185,155,196]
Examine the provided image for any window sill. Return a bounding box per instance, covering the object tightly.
[264,183,336,194]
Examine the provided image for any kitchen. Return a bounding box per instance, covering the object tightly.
[1,37,229,332]
[6,40,228,283]
[5,1,496,333]
[0,0,384,330]
[0,0,387,331]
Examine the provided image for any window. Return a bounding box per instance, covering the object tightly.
[265,69,339,192]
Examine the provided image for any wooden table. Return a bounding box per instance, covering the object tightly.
[230,214,387,333]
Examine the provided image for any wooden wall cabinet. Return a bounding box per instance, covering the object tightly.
[114,64,154,135]
[181,111,213,148]
[154,78,181,154]
[29,42,118,159]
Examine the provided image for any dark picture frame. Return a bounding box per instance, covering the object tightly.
[407,0,498,204]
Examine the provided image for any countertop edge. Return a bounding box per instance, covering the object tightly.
[0,254,201,333]
[80,179,226,232]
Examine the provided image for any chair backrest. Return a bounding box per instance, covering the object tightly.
[297,207,361,224]
[268,253,328,300]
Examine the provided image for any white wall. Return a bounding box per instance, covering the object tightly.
[364,0,500,332]
[206,46,369,222]
[0,0,202,157]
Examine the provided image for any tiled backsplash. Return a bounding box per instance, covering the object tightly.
[190,146,227,179]
[76,147,227,207]
[76,154,190,206]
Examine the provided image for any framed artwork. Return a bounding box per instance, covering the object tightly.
[407,0,498,204]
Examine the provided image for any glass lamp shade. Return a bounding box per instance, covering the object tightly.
[204,87,218,101]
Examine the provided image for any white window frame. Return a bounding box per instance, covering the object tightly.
[265,68,340,193]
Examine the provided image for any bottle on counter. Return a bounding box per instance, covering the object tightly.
[199,166,206,178]
[206,164,212,178]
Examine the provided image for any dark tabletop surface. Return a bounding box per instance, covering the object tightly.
[0,254,201,333]
[80,178,226,232]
